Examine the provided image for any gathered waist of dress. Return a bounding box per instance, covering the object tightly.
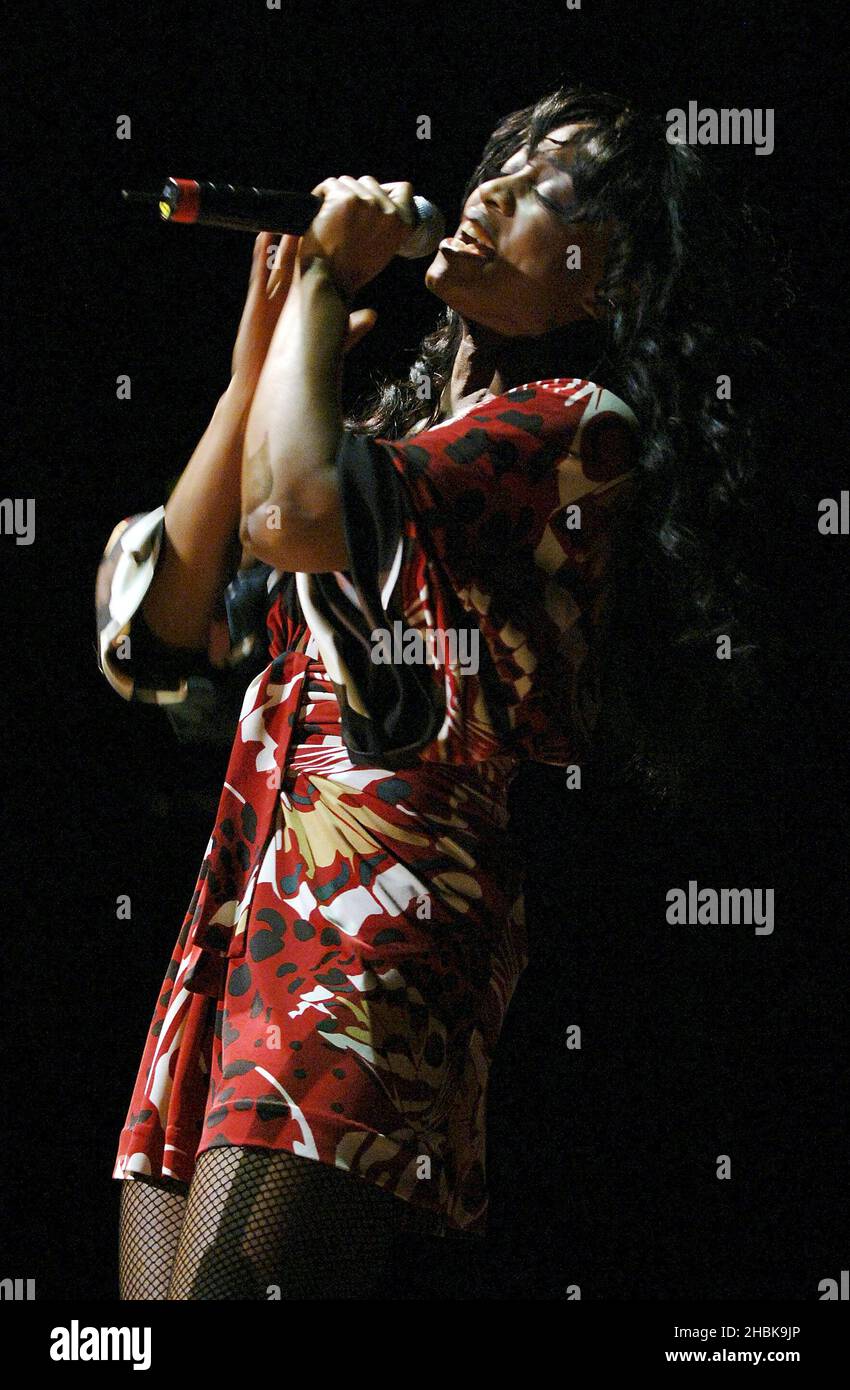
[281,656,516,823]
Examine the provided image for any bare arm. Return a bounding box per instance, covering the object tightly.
[239,259,351,573]
[240,176,412,573]
[140,380,253,650]
[137,232,292,650]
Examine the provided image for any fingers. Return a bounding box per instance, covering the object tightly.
[249,231,274,282]
[310,176,416,225]
[339,175,398,218]
[342,307,378,355]
[266,232,300,300]
[300,175,417,297]
[336,175,374,203]
[376,179,416,226]
[246,231,274,294]
[352,176,416,227]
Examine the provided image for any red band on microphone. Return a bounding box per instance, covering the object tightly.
[167,179,202,223]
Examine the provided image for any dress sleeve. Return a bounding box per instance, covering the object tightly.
[298,378,639,769]
[95,505,277,746]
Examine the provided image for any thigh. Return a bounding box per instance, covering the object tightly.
[118,1174,189,1301]
[167,1145,409,1300]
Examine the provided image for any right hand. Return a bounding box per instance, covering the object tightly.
[230,229,377,399]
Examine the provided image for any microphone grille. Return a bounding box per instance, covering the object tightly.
[398,195,445,259]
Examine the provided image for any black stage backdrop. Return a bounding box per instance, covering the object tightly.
[2,0,847,1306]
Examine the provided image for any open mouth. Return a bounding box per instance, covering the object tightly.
[440,218,497,262]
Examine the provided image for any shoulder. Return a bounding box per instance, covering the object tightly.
[500,378,639,436]
[371,379,639,504]
[499,379,641,487]
[409,378,638,444]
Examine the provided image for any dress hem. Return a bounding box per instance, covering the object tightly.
[113,1112,488,1239]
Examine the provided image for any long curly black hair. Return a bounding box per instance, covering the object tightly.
[346,84,798,812]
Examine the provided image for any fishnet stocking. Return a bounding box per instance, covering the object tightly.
[165,1145,433,1300]
[118,1173,189,1300]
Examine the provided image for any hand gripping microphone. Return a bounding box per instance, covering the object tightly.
[121,177,445,259]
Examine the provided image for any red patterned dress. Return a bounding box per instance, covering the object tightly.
[95,378,638,1235]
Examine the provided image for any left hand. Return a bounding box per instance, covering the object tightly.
[230,232,296,396]
[294,176,416,300]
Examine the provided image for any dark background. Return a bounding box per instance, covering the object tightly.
[2,0,847,1300]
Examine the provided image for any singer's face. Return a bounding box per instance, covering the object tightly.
[425,124,612,337]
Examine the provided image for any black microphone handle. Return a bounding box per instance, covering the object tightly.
[122,180,444,254]
[161,180,323,234]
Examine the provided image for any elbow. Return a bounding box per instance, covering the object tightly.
[239,502,293,568]
[240,468,347,573]
[240,464,342,567]
[239,495,316,569]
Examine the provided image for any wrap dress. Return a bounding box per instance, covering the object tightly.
[95,378,639,1235]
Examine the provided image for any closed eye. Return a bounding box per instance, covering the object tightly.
[535,188,565,215]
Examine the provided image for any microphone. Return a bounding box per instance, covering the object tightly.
[121,178,445,259]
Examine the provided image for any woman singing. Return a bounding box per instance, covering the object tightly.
[96,85,788,1298]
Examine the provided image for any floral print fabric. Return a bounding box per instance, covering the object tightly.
[96,378,638,1233]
